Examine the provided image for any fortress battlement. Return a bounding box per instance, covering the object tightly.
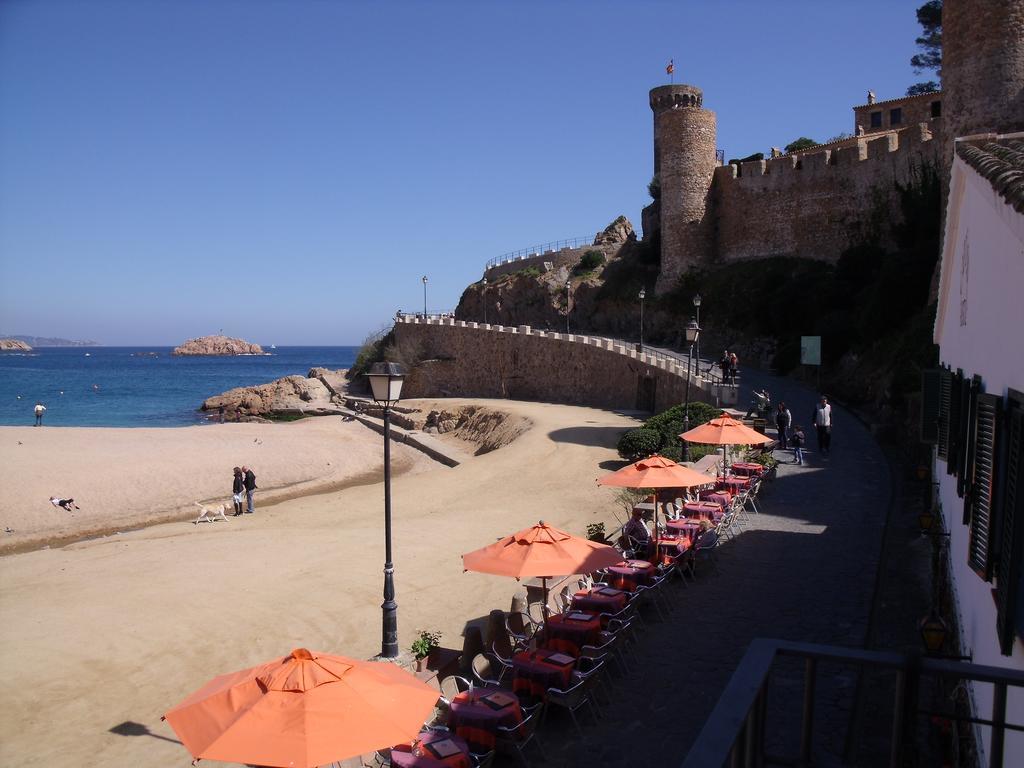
[713,123,939,191]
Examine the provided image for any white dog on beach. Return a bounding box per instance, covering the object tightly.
[193,501,229,524]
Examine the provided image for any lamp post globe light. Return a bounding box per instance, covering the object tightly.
[565,279,571,334]
[682,319,701,462]
[638,288,646,352]
[692,293,702,375]
[421,275,428,318]
[364,361,406,658]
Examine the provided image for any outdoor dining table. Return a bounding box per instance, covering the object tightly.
[699,489,732,507]
[541,610,603,656]
[605,559,657,592]
[391,730,473,768]
[570,585,628,614]
[731,461,765,477]
[654,536,689,565]
[683,500,725,520]
[716,476,751,493]
[664,519,703,544]
[511,647,576,705]
[448,688,523,753]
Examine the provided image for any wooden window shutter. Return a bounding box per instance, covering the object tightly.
[948,371,965,477]
[966,391,1000,579]
[957,374,976,499]
[996,402,1024,655]
[938,367,952,459]
[921,369,941,444]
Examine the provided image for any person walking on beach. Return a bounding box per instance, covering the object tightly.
[790,425,806,465]
[813,396,832,456]
[775,402,791,449]
[34,402,46,426]
[242,466,257,513]
[231,467,245,516]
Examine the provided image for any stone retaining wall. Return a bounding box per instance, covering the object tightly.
[393,317,722,413]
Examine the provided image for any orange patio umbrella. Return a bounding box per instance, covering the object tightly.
[163,647,440,768]
[597,455,715,559]
[680,412,773,473]
[462,520,624,616]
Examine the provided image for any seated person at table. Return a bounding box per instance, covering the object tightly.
[623,508,653,558]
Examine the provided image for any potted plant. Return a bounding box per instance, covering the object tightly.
[585,522,607,543]
[410,629,441,672]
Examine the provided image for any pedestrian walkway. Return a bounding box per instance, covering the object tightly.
[545,364,891,766]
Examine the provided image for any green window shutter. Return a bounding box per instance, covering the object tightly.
[921,369,940,444]
[967,391,1001,580]
[997,403,1024,655]
[938,367,952,460]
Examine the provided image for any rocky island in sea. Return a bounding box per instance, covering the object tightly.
[0,339,32,351]
[172,334,264,356]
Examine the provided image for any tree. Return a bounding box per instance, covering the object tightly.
[784,137,818,153]
[907,1,941,95]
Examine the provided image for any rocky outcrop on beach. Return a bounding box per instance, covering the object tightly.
[202,368,349,421]
[0,339,32,351]
[173,335,264,356]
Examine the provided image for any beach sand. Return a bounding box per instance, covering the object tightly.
[0,399,638,767]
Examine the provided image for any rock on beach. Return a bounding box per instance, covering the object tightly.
[202,368,349,421]
[172,334,263,356]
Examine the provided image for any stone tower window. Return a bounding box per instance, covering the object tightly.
[931,100,942,118]
[890,107,903,126]
[870,111,882,128]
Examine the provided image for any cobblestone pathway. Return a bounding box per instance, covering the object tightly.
[539,363,893,766]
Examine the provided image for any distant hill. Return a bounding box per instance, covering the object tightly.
[4,335,99,347]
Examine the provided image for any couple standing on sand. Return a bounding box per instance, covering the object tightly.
[231,466,257,516]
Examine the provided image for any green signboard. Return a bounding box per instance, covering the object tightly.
[800,336,821,366]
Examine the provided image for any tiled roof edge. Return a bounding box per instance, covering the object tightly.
[956,137,1024,215]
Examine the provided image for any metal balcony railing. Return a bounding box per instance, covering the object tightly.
[682,638,1024,768]
[484,236,598,271]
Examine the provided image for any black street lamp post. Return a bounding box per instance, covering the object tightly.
[693,293,702,375]
[682,319,701,462]
[365,361,406,658]
[482,277,488,325]
[421,275,428,318]
[565,279,571,334]
[639,288,646,352]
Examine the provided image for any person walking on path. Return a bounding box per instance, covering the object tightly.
[790,425,806,464]
[231,467,245,516]
[728,352,739,384]
[813,396,832,456]
[775,402,792,448]
[242,466,257,513]
[34,402,46,426]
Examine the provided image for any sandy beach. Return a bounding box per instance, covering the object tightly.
[0,399,639,767]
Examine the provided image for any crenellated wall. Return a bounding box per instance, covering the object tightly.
[392,316,725,414]
[711,122,942,263]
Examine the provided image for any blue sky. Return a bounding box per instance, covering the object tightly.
[0,0,925,345]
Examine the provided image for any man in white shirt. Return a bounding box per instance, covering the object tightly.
[813,396,832,456]
[34,402,46,426]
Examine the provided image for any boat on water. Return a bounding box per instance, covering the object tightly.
[270,344,276,350]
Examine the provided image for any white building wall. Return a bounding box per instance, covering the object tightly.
[934,154,1024,763]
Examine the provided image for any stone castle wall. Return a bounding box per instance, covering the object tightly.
[393,317,720,414]
[711,122,942,263]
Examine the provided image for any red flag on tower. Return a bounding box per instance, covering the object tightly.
[666,59,674,75]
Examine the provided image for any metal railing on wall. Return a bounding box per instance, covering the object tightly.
[484,235,598,271]
[682,638,1024,768]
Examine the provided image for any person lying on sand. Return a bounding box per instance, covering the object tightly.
[49,497,79,511]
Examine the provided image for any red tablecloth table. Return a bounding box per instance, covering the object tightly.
[731,461,764,477]
[391,730,473,768]
[683,501,725,521]
[699,489,732,507]
[511,648,576,704]
[541,611,602,656]
[570,586,628,614]
[666,519,703,543]
[654,536,689,565]
[605,559,657,592]
[448,688,523,753]
[717,477,751,493]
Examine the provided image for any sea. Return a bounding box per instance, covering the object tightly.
[0,346,359,427]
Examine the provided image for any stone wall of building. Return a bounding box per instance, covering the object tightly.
[711,122,942,264]
[392,317,720,414]
[853,92,942,136]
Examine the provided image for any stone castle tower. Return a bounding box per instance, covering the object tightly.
[650,84,717,293]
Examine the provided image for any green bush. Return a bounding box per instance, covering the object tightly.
[642,402,719,461]
[727,152,764,166]
[648,176,661,200]
[617,428,661,461]
[784,137,818,153]
[574,250,605,274]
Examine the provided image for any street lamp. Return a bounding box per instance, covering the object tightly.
[692,293,702,375]
[638,288,646,352]
[682,319,701,461]
[364,361,407,658]
[482,277,488,325]
[565,279,571,334]
[421,275,428,318]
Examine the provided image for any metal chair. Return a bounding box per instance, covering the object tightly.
[505,611,537,651]
[470,652,506,688]
[470,749,496,768]
[541,677,599,736]
[495,705,545,767]
[692,530,721,576]
[438,674,473,705]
